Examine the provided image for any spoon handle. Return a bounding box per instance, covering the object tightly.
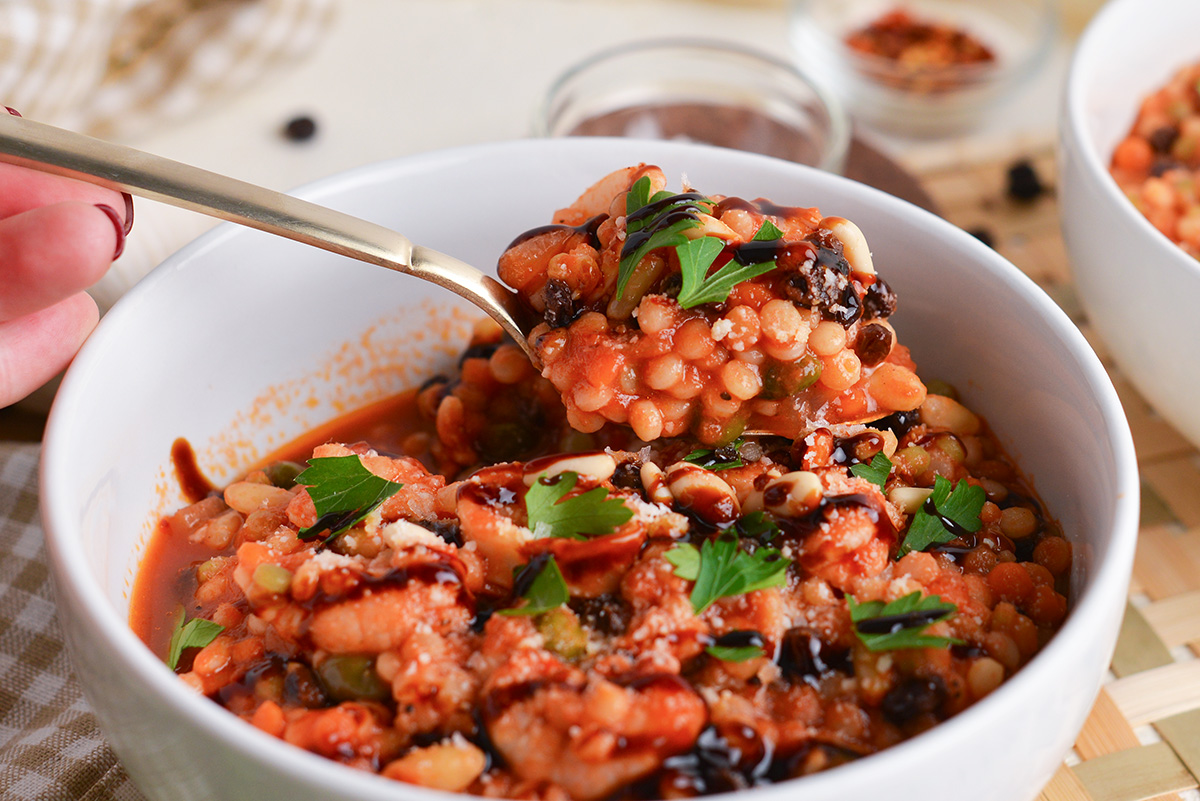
[0,114,534,352]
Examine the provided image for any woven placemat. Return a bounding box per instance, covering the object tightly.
[920,147,1200,801]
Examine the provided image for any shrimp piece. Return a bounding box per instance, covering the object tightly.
[617,546,709,663]
[456,464,530,591]
[497,228,597,300]
[285,443,447,528]
[377,630,480,741]
[180,633,265,696]
[485,673,705,801]
[309,580,470,654]
[552,164,665,225]
[524,526,645,598]
[799,503,892,591]
[382,736,488,791]
[280,701,404,769]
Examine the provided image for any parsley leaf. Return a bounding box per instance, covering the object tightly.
[625,175,652,217]
[847,592,963,651]
[498,555,569,616]
[683,438,745,471]
[618,184,714,296]
[706,643,763,661]
[165,608,224,671]
[525,471,633,541]
[676,237,777,309]
[752,219,784,241]
[735,510,781,542]
[705,630,766,662]
[295,455,404,543]
[898,476,986,556]
[850,452,893,490]
[665,535,790,615]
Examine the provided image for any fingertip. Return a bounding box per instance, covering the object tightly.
[0,292,99,407]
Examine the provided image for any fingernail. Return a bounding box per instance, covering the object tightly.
[95,204,126,260]
[121,192,134,235]
[5,107,20,117]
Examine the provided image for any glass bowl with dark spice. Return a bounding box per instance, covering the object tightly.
[790,0,1057,137]
[536,38,850,175]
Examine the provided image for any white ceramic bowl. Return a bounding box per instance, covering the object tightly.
[1060,0,1200,449]
[42,139,1137,801]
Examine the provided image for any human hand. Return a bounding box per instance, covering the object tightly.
[0,109,132,408]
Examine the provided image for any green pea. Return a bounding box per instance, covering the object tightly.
[537,608,588,660]
[894,445,931,476]
[316,655,390,702]
[264,461,305,489]
[924,380,959,401]
[713,414,749,448]
[762,353,822,400]
[478,421,540,463]
[196,557,226,584]
[252,563,293,595]
[932,433,966,465]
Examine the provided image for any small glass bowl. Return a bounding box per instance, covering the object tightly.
[535,39,851,174]
[790,0,1057,137]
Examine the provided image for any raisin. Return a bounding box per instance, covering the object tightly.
[827,283,862,325]
[881,676,946,725]
[610,461,642,491]
[570,596,631,636]
[1151,157,1184,178]
[853,323,894,367]
[542,279,577,328]
[862,277,898,319]
[779,627,852,683]
[1148,125,1179,154]
[458,342,500,366]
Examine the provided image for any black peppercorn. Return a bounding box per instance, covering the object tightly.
[283,115,317,142]
[1006,160,1045,201]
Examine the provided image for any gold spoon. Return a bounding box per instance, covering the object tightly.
[0,115,811,441]
[0,114,538,361]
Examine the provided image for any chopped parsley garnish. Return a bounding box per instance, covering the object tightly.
[525,471,633,541]
[734,510,781,542]
[850,452,893,490]
[665,534,790,615]
[165,608,224,671]
[847,592,963,651]
[898,475,986,556]
[706,644,763,661]
[618,175,778,307]
[683,438,746,471]
[675,236,777,310]
[752,219,784,241]
[295,455,404,544]
[498,554,569,617]
[618,177,713,296]
[706,630,765,661]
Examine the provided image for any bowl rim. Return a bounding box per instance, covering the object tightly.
[40,137,1138,800]
[1062,0,1200,279]
[532,37,851,176]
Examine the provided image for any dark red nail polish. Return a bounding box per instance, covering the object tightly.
[4,107,20,117]
[95,204,126,260]
[121,192,134,235]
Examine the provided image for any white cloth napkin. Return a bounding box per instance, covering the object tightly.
[0,0,333,140]
[0,0,335,315]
